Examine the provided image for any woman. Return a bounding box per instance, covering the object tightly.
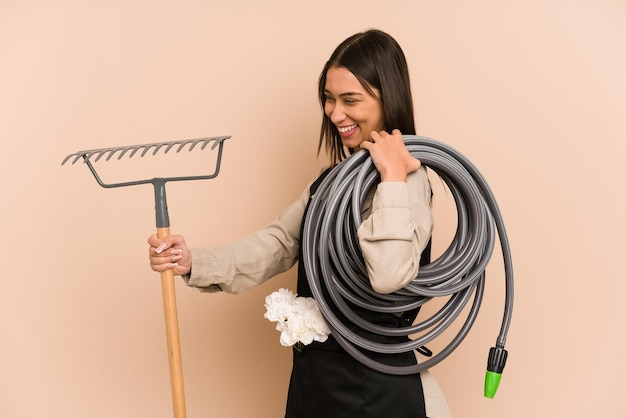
[149,29,451,418]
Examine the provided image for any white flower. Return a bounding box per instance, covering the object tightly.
[264,288,330,350]
[264,288,296,322]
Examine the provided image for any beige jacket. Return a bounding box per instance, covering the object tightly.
[185,166,452,417]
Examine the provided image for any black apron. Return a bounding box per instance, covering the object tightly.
[285,169,430,418]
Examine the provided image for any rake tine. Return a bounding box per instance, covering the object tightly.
[94,152,103,161]
[93,150,113,162]
[199,138,211,150]
[140,144,156,157]
[92,151,105,162]
[164,143,178,154]
[152,143,168,156]
[106,148,126,161]
[137,145,149,158]
[174,140,195,153]
[129,147,142,158]
[186,140,200,152]
[117,147,133,159]
[197,138,212,151]
[175,142,187,153]
[62,136,230,166]
[61,153,80,165]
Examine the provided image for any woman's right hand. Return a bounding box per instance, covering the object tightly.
[147,234,192,276]
[359,129,421,182]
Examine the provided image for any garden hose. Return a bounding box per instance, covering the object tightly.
[301,135,513,398]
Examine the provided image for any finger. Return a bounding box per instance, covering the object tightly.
[407,157,422,173]
[155,239,173,254]
[150,251,167,262]
[148,234,171,255]
[169,248,184,262]
[370,131,382,142]
[151,262,177,273]
[147,234,160,246]
[149,247,182,262]
[151,245,183,255]
[150,258,179,273]
[359,140,372,151]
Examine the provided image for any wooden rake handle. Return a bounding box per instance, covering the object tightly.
[158,226,187,418]
[61,136,231,418]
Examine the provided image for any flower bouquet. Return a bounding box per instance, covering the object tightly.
[264,288,330,352]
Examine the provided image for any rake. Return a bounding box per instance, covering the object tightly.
[62,135,231,418]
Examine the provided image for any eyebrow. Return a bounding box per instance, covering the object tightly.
[323,90,364,98]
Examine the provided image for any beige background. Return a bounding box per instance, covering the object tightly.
[1,0,624,417]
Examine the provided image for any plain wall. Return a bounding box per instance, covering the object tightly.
[1,0,624,417]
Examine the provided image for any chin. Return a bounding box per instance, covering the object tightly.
[342,138,365,150]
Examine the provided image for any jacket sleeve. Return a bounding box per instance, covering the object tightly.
[357,166,433,294]
[183,180,312,294]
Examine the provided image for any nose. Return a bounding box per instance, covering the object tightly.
[326,101,346,125]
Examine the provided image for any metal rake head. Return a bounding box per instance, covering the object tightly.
[62,135,231,228]
[61,135,230,166]
[62,134,231,191]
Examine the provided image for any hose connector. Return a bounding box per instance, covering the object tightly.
[484,346,508,398]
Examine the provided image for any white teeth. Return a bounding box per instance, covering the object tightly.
[337,124,357,133]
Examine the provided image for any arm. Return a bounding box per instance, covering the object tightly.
[183,179,314,294]
[357,166,433,294]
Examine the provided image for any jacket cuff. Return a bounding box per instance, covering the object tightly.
[184,246,235,292]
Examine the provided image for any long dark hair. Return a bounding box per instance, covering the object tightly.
[318,29,416,165]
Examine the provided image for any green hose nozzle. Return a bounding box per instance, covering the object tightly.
[484,346,508,398]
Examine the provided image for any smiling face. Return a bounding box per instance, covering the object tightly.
[323,66,384,151]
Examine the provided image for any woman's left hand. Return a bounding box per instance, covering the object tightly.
[359,129,421,182]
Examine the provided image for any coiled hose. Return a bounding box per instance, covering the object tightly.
[301,135,513,397]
